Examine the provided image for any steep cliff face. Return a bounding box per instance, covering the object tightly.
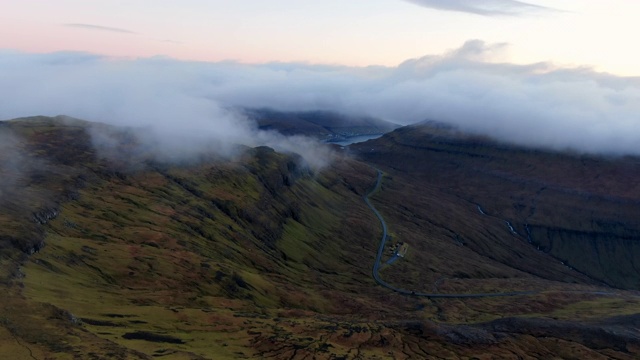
[353,123,640,290]
[528,222,640,289]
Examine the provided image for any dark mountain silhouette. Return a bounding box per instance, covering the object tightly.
[244,108,400,142]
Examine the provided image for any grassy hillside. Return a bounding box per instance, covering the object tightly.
[352,123,640,290]
[1,117,640,359]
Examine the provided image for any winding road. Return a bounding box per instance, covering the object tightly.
[365,168,540,298]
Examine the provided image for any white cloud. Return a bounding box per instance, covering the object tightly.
[1,41,640,158]
[401,0,553,16]
[63,23,137,34]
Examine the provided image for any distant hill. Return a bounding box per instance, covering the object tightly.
[2,116,640,359]
[243,108,400,141]
[352,122,640,290]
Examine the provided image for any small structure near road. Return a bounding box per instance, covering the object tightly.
[389,241,409,258]
[385,241,410,266]
[397,243,409,257]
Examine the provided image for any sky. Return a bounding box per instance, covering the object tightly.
[1,0,639,75]
[1,0,640,160]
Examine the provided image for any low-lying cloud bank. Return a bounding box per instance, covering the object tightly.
[1,40,640,157]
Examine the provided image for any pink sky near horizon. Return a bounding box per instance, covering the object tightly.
[1,0,639,74]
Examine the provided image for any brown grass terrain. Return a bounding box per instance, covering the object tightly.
[1,117,639,359]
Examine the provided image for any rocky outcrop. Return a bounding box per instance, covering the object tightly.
[32,207,59,225]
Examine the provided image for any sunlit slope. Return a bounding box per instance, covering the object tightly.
[20,155,376,358]
[0,116,389,358]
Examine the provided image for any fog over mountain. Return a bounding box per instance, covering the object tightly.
[0,131,23,200]
[2,40,640,157]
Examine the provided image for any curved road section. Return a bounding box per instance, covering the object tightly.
[365,169,538,298]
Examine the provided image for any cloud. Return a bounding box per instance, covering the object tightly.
[401,0,552,16]
[159,39,183,44]
[0,50,333,169]
[64,23,136,34]
[1,41,640,159]
[0,127,51,208]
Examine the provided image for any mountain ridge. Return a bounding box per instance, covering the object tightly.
[1,116,640,359]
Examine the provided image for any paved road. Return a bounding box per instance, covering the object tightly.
[365,168,539,298]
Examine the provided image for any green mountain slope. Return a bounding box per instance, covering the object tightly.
[1,117,640,359]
